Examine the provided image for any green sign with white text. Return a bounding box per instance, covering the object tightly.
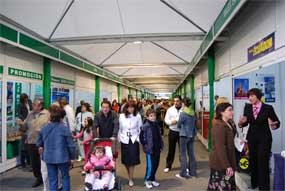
[8,67,43,80]
[51,76,75,86]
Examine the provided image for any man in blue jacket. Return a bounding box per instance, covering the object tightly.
[176,97,197,179]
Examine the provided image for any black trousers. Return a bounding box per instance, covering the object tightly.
[248,138,272,190]
[145,152,160,181]
[166,130,180,169]
[28,144,42,181]
[20,140,30,167]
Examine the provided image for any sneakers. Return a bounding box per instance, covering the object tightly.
[145,181,153,189]
[77,156,83,162]
[128,179,134,187]
[176,173,191,180]
[152,181,160,187]
[164,168,170,173]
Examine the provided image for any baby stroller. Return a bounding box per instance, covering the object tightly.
[84,138,123,191]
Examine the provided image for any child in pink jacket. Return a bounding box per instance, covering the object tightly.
[73,117,93,175]
[84,146,114,190]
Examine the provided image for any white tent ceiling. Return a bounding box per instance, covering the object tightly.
[0,0,227,93]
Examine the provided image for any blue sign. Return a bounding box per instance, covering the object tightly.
[264,76,275,103]
[248,32,275,62]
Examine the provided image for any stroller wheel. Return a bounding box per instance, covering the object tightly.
[84,182,93,191]
[115,177,123,191]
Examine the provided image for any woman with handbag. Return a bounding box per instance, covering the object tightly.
[208,103,237,191]
[37,105,75,191]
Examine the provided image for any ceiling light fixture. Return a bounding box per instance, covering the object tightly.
[133,41,143,44]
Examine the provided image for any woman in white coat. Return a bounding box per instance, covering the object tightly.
[118,101,142,187]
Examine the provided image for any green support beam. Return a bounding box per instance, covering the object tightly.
[128,87,131,95]
[95,76,100,113]
[190,75,195,111]
[43,58,51,109]
[117,83,121,103]
[136,89,138,100]
[208,48,215,151]
[183,80,187,98]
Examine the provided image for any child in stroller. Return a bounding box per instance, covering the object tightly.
[84,138,120,191]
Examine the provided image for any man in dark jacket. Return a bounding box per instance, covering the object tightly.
[93,100,119,139]
[140,109,163,189]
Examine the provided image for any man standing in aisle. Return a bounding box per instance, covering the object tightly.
[93,100,119,139]
[18,99,50,187]
[164,95,183,173]
[60,97,76,132]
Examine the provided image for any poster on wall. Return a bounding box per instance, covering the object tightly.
[255,74,275,103]
[75,90,95,108]
[234,79,249,99]
[31,84,43,100]
[0,81,2,125]
[100,91,112,102]
[51,87,70,104]
[264,76,275,102]
[7,82,14,122]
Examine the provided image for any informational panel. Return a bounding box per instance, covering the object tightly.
[232,63,283,153]
[0,81,2,162]
[5,80,43,159]
[214,76,232,103]
[100,90,112,102]
[51,86,74,108]
[75,90,95,108]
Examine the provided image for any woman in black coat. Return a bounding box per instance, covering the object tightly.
[18,93,33,168]
[238,88,280,190]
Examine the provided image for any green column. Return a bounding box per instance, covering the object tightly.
[135,89,138,99]
[128,87,131,95]
[117,83,121,103]
[43,58,51,109]
[95,76,100,113]
[183,80,187,98]
[190,75,195,110]
[208,48,215,151]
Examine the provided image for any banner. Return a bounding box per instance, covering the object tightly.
[248,32,275,62]
[8,67,43,80]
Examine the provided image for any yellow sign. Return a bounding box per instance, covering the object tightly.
[239,157,249,170]
[248,32,275,62]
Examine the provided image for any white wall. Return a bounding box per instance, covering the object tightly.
[212,1,285,153]
[121,85,129,100]
[100,78,118,102]
[74,70,95,108]
[215,0,285,78]
[4,45,43,83]
[51,61,76,81]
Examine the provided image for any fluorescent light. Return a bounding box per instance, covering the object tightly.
[133,41,143,44]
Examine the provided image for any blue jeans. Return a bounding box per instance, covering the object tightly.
[46,162,70,191]
[179,136,196,177]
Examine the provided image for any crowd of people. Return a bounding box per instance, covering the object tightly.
[15,87,280,191]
